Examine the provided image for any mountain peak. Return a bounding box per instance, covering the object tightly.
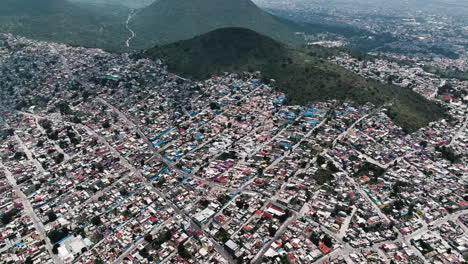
[130,0,300,49]
[139,27,288,79]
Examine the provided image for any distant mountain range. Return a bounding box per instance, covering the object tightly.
[138,28,445,133]
[129,0,302,49]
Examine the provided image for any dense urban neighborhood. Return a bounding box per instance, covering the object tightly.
[258,0,468,61]
[0,33,466,264]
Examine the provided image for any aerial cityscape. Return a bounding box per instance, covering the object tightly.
[0,0,466,264]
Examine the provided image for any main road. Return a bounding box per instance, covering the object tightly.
[1,163,64,264]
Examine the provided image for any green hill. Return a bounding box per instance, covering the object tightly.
[0,0,127,52]
[0,0,67,16]
[138,28,446,133]
[130,0,301,49]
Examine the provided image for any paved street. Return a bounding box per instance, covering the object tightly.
[0,163,64,264]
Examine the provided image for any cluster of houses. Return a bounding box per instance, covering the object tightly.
[0,34,466,264]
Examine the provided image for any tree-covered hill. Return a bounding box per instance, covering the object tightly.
[130,0,302,49]
[138,27,446,133]
[0,0,128,52]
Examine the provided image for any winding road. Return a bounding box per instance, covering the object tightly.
[125,9,137,48]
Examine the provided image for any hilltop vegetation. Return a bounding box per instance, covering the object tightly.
[69,0,154,9]
[130,0,301,49]
[0,0,302,51]
[0,0,127,52]
[0,0,69,16]
[139,28,445,133]
[139,28,288,78]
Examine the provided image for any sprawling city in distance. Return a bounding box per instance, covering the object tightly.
[0,0,466,263]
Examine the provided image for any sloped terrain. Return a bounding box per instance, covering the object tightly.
[0,0,127,52]
[130,0,301,49]
[139,28,446,132]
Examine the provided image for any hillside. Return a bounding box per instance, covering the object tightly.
[0,0,67,16]
[130,0,301,49]
[0,0,127,52]
[138,28,446,133]
[69,0,155,9]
